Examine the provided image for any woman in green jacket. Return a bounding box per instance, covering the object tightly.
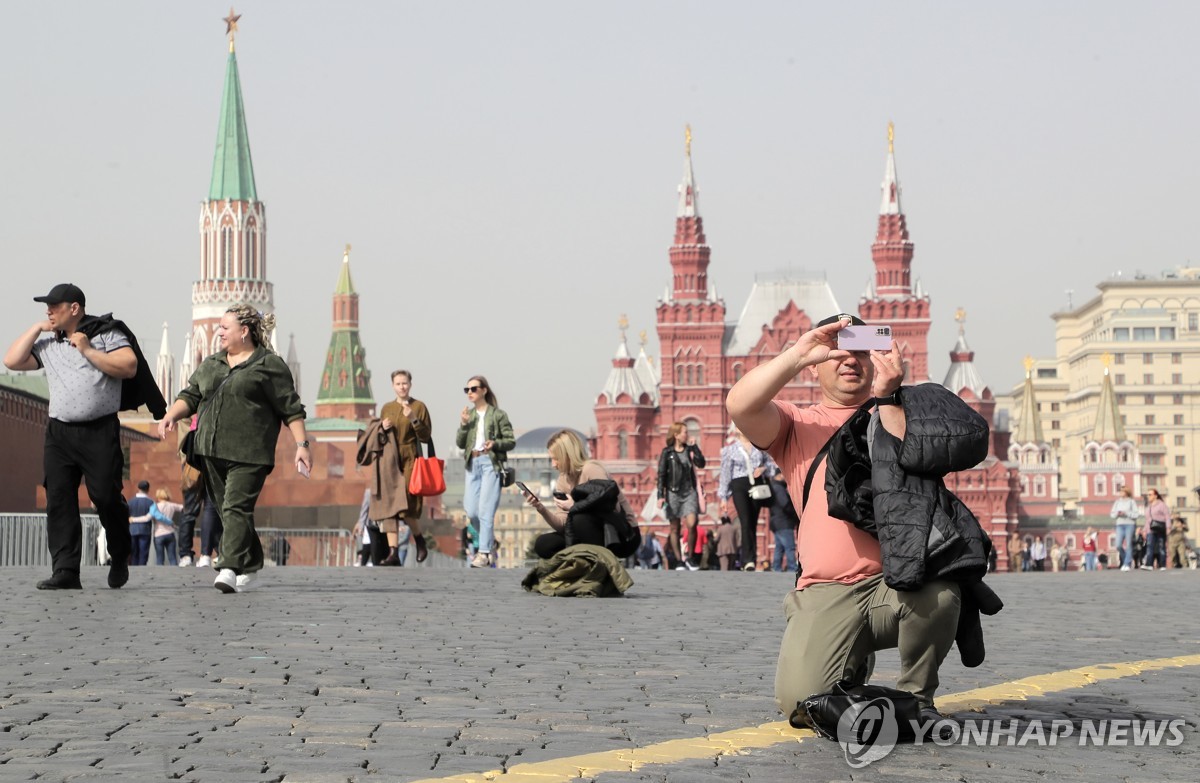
[455,375,515,568]
[158,305,309,593]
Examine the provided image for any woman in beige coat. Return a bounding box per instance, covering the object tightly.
[357,370,430,565]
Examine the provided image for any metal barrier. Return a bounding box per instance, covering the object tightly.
[0,516,466,569]
[0,514,102,567]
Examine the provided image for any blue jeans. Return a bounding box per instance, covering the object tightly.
[464,458,500,554]
[130,523,152,565]
[772,529,797,572]
[1083,551,1096,571]
[1147,529,1167,569]
[154,534,178,566]
[1115,523,1134,568]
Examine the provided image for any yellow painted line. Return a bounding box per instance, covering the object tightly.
[410,653,1200,783]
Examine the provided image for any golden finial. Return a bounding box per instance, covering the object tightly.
[639,329,647,347]
[344,243,352,258]
[685,125,692,157]
[1023,355,1034,377]
[618,314,629,335]
[224,7,241,52]
[1101,351,1112,368]
[888,121,895,153]
[955,307,966,323]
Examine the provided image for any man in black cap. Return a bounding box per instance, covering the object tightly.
[4,283,165,590]
[727,313,997,735]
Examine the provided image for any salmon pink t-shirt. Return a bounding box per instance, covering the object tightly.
[765,400,883,590]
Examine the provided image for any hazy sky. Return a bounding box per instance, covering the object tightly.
[4,2,1198,449]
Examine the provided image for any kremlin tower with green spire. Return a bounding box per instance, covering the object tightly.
[314,246,375,421]
[184,9,273,378]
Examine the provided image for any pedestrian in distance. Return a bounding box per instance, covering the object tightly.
[713,515,741,571]
[1168,517,1191,569]
[127,480,155,566]
[718,426,771,571]
[767,472,799,573]
[1081,527,1098,571]
[1109,485,1141,571]
[656,422,705,571]
[157,305,310,594]
[727,313,995,730]
[636,531,666,569]
[4,283,166,591]
[148,489,182,566]
[1143,489,1170,570]
[1030,536,1047,571]
[456,375,515,568]
[356,370,432,566]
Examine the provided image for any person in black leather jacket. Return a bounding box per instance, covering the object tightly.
[727,313,980,730]
[656,422,706,570]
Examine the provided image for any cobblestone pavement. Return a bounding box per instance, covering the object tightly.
[0,565,1196,782]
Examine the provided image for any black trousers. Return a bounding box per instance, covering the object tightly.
[43,415,130,574]
[178,483,203,559]
[730,476,759,565]
[534,514,606,560]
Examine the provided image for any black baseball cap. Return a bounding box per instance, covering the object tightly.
[33,283,86,307]
[817,312,866,327]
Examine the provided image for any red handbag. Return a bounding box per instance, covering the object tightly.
[409,439,446,497]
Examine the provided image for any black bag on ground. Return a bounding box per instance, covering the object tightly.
[795,680,922,742]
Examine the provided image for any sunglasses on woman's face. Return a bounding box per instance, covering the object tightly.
[464,385,482,394]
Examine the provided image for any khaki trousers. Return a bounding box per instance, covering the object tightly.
[774,573,961,717]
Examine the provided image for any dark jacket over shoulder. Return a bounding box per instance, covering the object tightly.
[822,383,1001,666]
[77,314,167,418]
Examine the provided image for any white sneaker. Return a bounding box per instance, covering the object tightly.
[213,569,237,593]
[235,573,257,592]
[196,555,212,569]
[1121,565,1131,571]
[470,552,490,568]
[178,556,193,567]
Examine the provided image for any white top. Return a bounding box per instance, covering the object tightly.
[473,407,487,451]
[33,331,131,422]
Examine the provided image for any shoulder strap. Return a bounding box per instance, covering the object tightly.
[801,438,834,514]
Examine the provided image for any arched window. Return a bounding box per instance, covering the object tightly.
[1033,475,1046,496]
[1094,474,1107,496]
[685,419,702,446]
[618,430,628,460]
[675,365,684,385]
[733,363,744,382]
[696,364,704,385]
[685,366,693,386]
[221,227,233,277]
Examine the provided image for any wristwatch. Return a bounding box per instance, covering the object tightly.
[297,440,310,448]
[875,389,902,407]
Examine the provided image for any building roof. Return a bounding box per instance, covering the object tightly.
[304,417,366,433]
[334,250,355,295]
[208,52,258,201]
[724,272,841,355]
[599,338,655,405]
[0,372,49,401]
[1091,366,1126,443]
[1012,365,1045,445]
[942,324,988,397]
[880,123,902,216]
[512,426,586,454]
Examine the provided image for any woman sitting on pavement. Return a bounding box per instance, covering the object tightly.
[523,430,636,559]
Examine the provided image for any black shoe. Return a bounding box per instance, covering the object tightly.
[380,547,401,566]
[920,706,958,741]
[37,571,82,590]
[414,535,428,564]
[108,561,129,589]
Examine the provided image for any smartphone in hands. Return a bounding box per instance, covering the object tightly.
[838,324,893,352]
[297,461,311,479]
[552,491,569,501]
[514,481,533,497]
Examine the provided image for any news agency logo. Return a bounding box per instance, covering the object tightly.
[833,696,1187,768]
[836,696,899,768]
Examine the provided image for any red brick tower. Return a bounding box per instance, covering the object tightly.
[593,317,659,465]
[858,123,931,382]
[189,13,272,371]
[654,126,727,457]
